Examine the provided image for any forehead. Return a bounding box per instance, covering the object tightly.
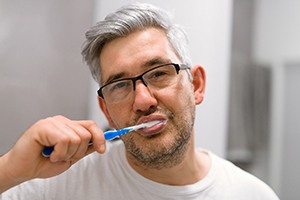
[99,28,180,84]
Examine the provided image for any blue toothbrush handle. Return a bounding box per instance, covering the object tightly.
[42,140,93,158]
[42,128,132,157]
[42,146,54,157]
[104,128,131,140]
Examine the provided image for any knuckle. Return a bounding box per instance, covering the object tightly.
[53,115,66,120]
[35,118,50,126]
[59,135,70,144]
[86,120,97,127]
[72,136,82,145]
[33,118,55,133]
[36,116,57,128]
[81,130,92,141]
[58,134,74,145]
[74,125,92,142]
[59,134,81,146]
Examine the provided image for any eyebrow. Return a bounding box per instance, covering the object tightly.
[104,57,172,84]
[105,72,127,85]
[142,57,170,68]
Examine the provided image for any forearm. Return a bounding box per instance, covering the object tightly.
[0,153,25,194]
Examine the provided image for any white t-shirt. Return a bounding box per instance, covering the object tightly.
[1,140,279,200]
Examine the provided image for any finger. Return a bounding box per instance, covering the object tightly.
[63,122,93,160]
[76,120,106,154]
[48,118,82,162]
[34,116,78,161]
[52,135,81,162]
[52,116,93,161]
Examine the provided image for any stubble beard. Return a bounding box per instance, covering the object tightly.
[122,106,195,170]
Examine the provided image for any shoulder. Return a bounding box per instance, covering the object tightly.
[207,151,279,199]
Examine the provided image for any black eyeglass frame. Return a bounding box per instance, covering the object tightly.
[97,63,190,99]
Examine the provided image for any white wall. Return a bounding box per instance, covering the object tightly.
[0,1,93,155]
[88,0,233,157]
[252,0,300,198]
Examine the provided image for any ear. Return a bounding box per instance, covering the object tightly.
[98,96,115,128]
[190,65,206,105]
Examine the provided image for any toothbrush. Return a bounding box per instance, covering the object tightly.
[42,120,162,157]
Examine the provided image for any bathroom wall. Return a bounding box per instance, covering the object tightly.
[252,0,300,198]
[0,1,93,154]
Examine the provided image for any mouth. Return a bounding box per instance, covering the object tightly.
[138,119,168,137]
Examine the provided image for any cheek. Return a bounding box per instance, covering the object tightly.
[105,103,131,127]
[160,80,194,108]
[174,86,195,124]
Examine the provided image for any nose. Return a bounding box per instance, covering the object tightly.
[132,81,158,113]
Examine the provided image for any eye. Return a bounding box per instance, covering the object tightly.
[147,69,169,80]
[108,80,131,92]
[153,71,168,77]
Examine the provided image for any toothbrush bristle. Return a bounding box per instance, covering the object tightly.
[143,120,161,128]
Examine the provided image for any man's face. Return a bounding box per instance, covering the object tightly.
[99,27,197,169]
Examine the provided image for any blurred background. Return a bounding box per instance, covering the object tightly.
[0,0,299,199]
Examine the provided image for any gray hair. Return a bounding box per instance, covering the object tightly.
[81,3,192,85]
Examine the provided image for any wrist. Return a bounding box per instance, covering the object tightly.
[0,153,25,193]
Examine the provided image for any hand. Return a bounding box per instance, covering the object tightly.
[0,115,106,193]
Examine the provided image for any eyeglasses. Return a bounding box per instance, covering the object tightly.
[97,63,190,104]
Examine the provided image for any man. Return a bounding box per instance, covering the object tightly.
[0,3,278,199]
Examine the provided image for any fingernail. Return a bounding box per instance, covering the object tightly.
[99,144,106,153]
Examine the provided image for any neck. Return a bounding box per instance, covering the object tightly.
[126,133,211,186]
